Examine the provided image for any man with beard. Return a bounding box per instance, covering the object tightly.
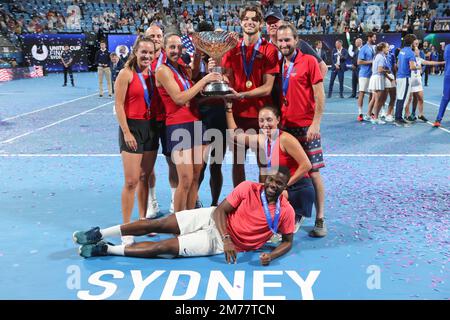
[276,23,327,237]
[222,5,279,187]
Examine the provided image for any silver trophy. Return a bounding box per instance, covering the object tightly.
[191,31,239,96]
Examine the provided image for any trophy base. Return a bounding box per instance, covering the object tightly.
[202,81,231,96]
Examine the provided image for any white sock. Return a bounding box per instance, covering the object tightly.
[358,107,362,115]
[171,187,176,201]
[149,187,156,202]
[106,244,125,256]
[100,225,122,238]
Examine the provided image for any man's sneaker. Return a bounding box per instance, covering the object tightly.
[418,115,428,122]
[73,227,102,245]
[78,241,108,258]
[146,199,160,219]
[385,114,394,122]
[406,115,416,122]
[195,199,203,209]
[121,235,135,245]
[357,114,363,122]
[294,215,305,234]
[433,121,441,127]
[309,218,327,238]
[394,119,410,127]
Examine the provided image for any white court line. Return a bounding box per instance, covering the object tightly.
[2,93,99,122]
[0,153,449,157]
[325,76,449,134]
[0,101,114,144]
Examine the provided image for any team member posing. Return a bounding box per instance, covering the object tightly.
[276,24,327,237]
[74,168,295,266]
[222,5,279,187]
[114,37,158,244]
[225,103,314,233]
[156,33,221,212]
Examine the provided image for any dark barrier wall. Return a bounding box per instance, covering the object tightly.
[21,34,88,72]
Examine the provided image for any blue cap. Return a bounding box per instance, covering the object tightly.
[265,8,283,21]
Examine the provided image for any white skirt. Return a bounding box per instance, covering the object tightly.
[368,74,385,92]
[410,74,423,93]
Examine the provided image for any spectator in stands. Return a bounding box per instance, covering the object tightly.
[95,40,112,97]
[61,45,74,87]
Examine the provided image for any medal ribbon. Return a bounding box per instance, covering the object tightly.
[261,190,281,235]
[166,61,191,91]
[241,38,262,81]
[135,65,153,111]
[282,49,298,99]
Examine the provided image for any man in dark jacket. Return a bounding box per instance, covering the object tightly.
[350,38,362,98]
[328,40,349,98]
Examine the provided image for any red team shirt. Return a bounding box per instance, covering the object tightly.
[222,38,279,118]
[280,50,323,128]
[124,71,158,120]
[158,63,200,126]
[150,52,166,122]
[225,181,295,252]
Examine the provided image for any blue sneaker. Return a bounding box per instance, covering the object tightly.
[73,227,102,245]
[78,241,109,258]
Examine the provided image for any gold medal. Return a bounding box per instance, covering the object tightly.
[245,80,253,89]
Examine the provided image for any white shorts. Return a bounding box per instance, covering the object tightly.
[359,77,370,93]
[175,207,224,257]
[368,74,385,91]
[396,77,412,102]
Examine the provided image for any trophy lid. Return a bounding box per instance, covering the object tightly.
[191,31,239,60]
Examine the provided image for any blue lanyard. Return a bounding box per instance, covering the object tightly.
[135,65,153,110]
[282,50,298,98]
[265,129,279,168]
[156,52,164,69]
[261,190,281,234]
[241,38,262,80]
[166,62,191,91]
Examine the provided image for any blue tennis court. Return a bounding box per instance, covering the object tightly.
[0,71,448,300]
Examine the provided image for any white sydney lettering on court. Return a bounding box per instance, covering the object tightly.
[76,270,321,300]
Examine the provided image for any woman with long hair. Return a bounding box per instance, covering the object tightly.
[156,33,222,212]
[114,36,159,244]
[225,103,313,234]
[368,42,392,124]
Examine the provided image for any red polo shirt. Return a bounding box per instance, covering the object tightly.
[280,50,323,127]
[222,38,279,118]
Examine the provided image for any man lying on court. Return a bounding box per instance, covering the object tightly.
[73,167,295,265]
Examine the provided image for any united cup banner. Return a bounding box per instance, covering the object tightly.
[21,34,88,72]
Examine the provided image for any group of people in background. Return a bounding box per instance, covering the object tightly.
[350,32,448,127]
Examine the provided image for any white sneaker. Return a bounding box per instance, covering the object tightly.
[376,118,386,125]
[370,118,377,124]
[169,199,174,214]
[294,216,305,233]
[146,199,160,219]
[121,235,135,245]
[363,114,372,121]
[385,114,394,122]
